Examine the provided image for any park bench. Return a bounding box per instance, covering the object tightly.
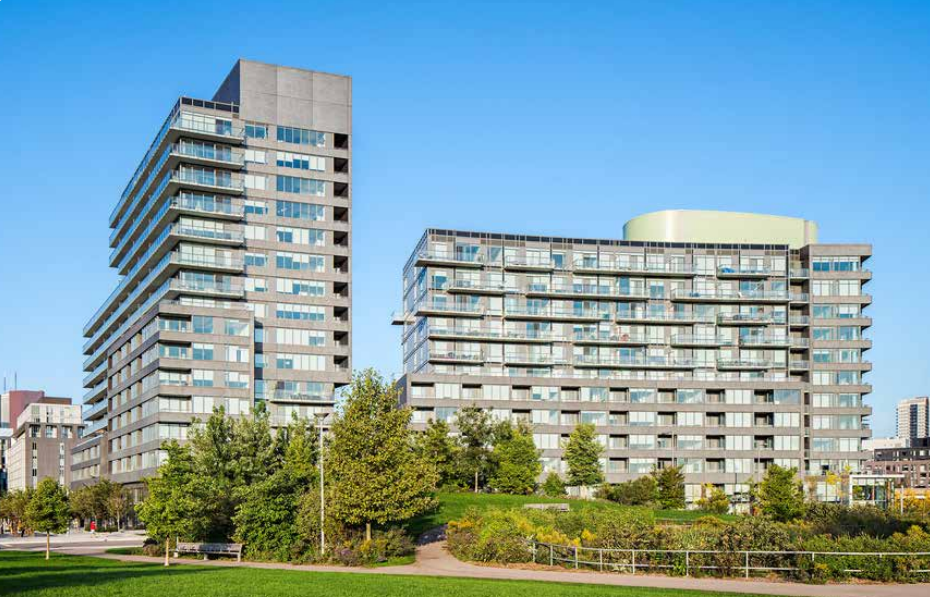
[524,503,570,512]
[174,542,243,561]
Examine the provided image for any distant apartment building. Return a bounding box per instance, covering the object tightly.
[6,396,83,491]
[76,60,352,491]
[393,210,873,502]
[2,390,63,492]
[897,397,930,440]
[865,437,930,489]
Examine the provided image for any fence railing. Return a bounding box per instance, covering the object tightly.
[533,541,930,579]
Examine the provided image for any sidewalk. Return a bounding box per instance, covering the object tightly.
[88,540,929,597]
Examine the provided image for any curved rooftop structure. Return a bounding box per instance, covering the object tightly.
[623,210,818,249]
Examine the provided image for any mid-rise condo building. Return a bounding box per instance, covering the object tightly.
[393,211,872,502]
[75,60,352,490]
[6,395,83,491]
[897,397,930,440]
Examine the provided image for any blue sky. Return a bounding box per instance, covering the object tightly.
[1,0,928,436]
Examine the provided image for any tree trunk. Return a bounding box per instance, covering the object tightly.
[164,537,170,567]
[365,522,371,542]
[474,470,479,493]
[45,532,50,561]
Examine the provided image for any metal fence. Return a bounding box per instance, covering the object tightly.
[533,541,930,580]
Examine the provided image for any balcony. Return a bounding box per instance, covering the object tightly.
[82,360,107,388]
[574,332,649,346]
[170,222,245,245]
[82,399,108,421]
[573,355,696,369]
[716,265,776,278]
[717,313,777,325]
[617,311,713,324]
[83,417,108,436]
[503,353,568,366]
[414,301,485,317]
[169,142,245,169]
[672,288,790,303]
[170,194,244,220]
[670,334,734,347]
[414,251,485,268]
[445,279,510,295]
[429,350,485,364]
[717,358,771,370]
[790,337,810,350]
[525,284,648,301]
[267,390,333,404]
[168,278,244,298]
[790,268,810,279]
[172,252,244,273]
[572,261,696,277]
[739,335,790,347]
[790,292,809,302]
[168,169,245,194]
[428,327,555,343]
[83,380,107,403]
[789,315,811,327]
[789,360,810,370]
[504,306,611,322]
[503,256,560,271]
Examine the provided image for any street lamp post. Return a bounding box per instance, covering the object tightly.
[314,412,326,555]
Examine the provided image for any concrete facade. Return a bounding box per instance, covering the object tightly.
[76,60,351,489]
[393,212,872,502]
[866,437,930,489]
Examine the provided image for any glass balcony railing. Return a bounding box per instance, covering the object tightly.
[172,223,244,243]
[716,265,777,276]
[83,417,108,436]
[429,350,486,362]
[172,194,244,217]
[82,399,108,420]
[717,313,778,324]
[82,380,107,402]
[574,355,696,368]
[618,311,713,323]
[415,251,485,265]
[739,336,790,346]
[170,278,244,296]
[525,284,648,299]
[169,169,244,191]
[505,306,612,320]
[171,142,244,165]
[414,300,485,315]
[574,332,649,344]
[672,288,790,301]
[717,358,772,369]
[670,334,734,346]
[428,327,556,342]
[572,261,695,275]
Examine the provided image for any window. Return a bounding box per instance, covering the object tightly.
[629,411,655,426]
[276,303,325,321]
[225,319,249,336]
[226,346,250,362]
[629,388,656,403]
[244,174,267,190]
[244,149,267,164]
[193,370,214,387]
[276,227,325,246]
[193,316,213,334]
[275,353,325,371]
[277,126,325,147]
[275,328,326,347]
[245,225,266,241]
[276,252,325,272]
[245,123,268,139]
[245,200,267,215]
[225,372,250,389]
[277,175,326,196]
[192,343,214,361]
[245,277,268,292]
[277,151,326,171]
[678,412,704,426]
[276,277,325,296]
[245,253,267,267]
[276,200,325,221]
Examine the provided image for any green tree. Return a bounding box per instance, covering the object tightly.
[1,488,33,535]
[755,464,805,522]
[455,406,495,492]
[652,465,686,510]
[489,421,541,495]
[233,418,318,561]
[327,369,438,540]
[696,484,730,515]
[597,477,657,506]
[24,479,70,560]
[107,484,133,531]
[68,485,97,528]
[541,472,566,497]
[137,441,211,566]
[188,406,238,540]
[415,419,461,488]
[563,423,604,486]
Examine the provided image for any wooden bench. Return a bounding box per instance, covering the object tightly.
[524,503,570,512]
[174,542,243,562]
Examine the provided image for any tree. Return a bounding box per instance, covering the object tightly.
[489,421,541,495]
[696,484,730,515]
[327,369,438,540]
[415,419,461,488]
[107,484,133,531]
[24,479,70,560]
[597,477,657,506]
[541,473,566,497]
[68,485,97,528]
[233,416,319,561]
[136,441,211,566]
[455,406,495,492]
[1,488,33,535]
[652,465,686,510]
[188,406,238,540]
[563,423,604,486]
[755,465,805,522]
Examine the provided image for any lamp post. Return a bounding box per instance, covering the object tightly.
[314,412,327,555]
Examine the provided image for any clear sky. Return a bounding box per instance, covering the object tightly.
[1,0,928,436]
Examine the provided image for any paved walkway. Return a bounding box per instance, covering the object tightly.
[62,539,927,597]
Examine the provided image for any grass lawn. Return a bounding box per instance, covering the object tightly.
[0,550,769,597]
[406,492,736,535]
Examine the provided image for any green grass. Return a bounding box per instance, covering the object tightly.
[0,550,771,597]
[405,492,736,535]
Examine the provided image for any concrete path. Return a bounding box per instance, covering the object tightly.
[57,538,927,597]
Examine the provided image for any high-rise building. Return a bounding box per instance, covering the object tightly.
[897,397,930,440]
[6,395,83,491]
[2,390,62,492]
[76,60,352,491]
[392,210,872,503]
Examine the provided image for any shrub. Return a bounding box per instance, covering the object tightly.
[596,476,656,506]
[541,473,566,497]
[696,485,730,514]
[652,466,686,510]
